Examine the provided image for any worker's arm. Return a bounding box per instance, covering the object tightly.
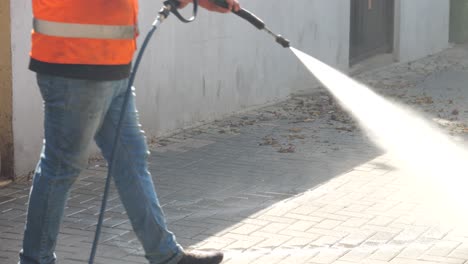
[177,0,240,13]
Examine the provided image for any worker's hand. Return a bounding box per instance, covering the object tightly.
[176,0,191,9]
[200,0,240,13]
[177,0,240,13]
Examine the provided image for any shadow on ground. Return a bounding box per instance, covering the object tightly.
[0,92,387,263]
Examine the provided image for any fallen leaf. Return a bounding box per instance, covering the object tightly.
[260,136,279,146]
[278,144,296,153]
[288,134,306,140]
[413,96,434,105]
[289,127,303,133]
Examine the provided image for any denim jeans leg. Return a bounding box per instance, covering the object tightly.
[94,85,183,264]
[20,75,117,264]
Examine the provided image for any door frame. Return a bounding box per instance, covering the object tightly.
[0,0,15,181]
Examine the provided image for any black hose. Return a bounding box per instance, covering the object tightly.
[88,22,159,264]
[88,1,198,263]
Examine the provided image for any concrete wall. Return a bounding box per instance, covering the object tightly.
[395,0,450,62]
[10,1,42,177]
[135,0,351,135]
[0,0,14,180]
[10,0,350,177]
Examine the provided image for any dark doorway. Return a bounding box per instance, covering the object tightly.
[350,0,395,65]
[450,0,468,44]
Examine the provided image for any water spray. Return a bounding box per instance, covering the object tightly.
[291,47,468,224]
[89,0,468,261]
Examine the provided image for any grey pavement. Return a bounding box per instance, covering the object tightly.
[2,45,468,264]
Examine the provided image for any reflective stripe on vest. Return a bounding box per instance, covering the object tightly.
[33,18,136,40]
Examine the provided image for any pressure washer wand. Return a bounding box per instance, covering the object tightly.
[90,1,285,263]
[210,0,290,48]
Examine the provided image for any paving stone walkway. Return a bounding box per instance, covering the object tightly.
[2,45,468,263]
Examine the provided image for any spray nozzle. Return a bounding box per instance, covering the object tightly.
[276,35,290,48]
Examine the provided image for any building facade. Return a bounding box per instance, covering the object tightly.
[0,0,451,180]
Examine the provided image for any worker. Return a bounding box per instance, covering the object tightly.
[19,0,240,264]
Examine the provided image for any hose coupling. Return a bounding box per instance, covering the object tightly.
[158,4,172,20]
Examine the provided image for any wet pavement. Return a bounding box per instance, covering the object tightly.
[2,45,468,263]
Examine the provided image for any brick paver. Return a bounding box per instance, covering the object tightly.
[2,46,468,263]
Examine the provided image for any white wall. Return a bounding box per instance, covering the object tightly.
[135,0,351,135]
[395,0,450,62]
[10,1,43,177]
[10,1,350,177]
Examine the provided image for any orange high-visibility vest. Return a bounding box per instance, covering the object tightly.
[31,0,139,65]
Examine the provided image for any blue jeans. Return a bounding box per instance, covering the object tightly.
[19,74,183,264]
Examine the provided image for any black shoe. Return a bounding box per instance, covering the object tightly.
[177,250,224,264]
